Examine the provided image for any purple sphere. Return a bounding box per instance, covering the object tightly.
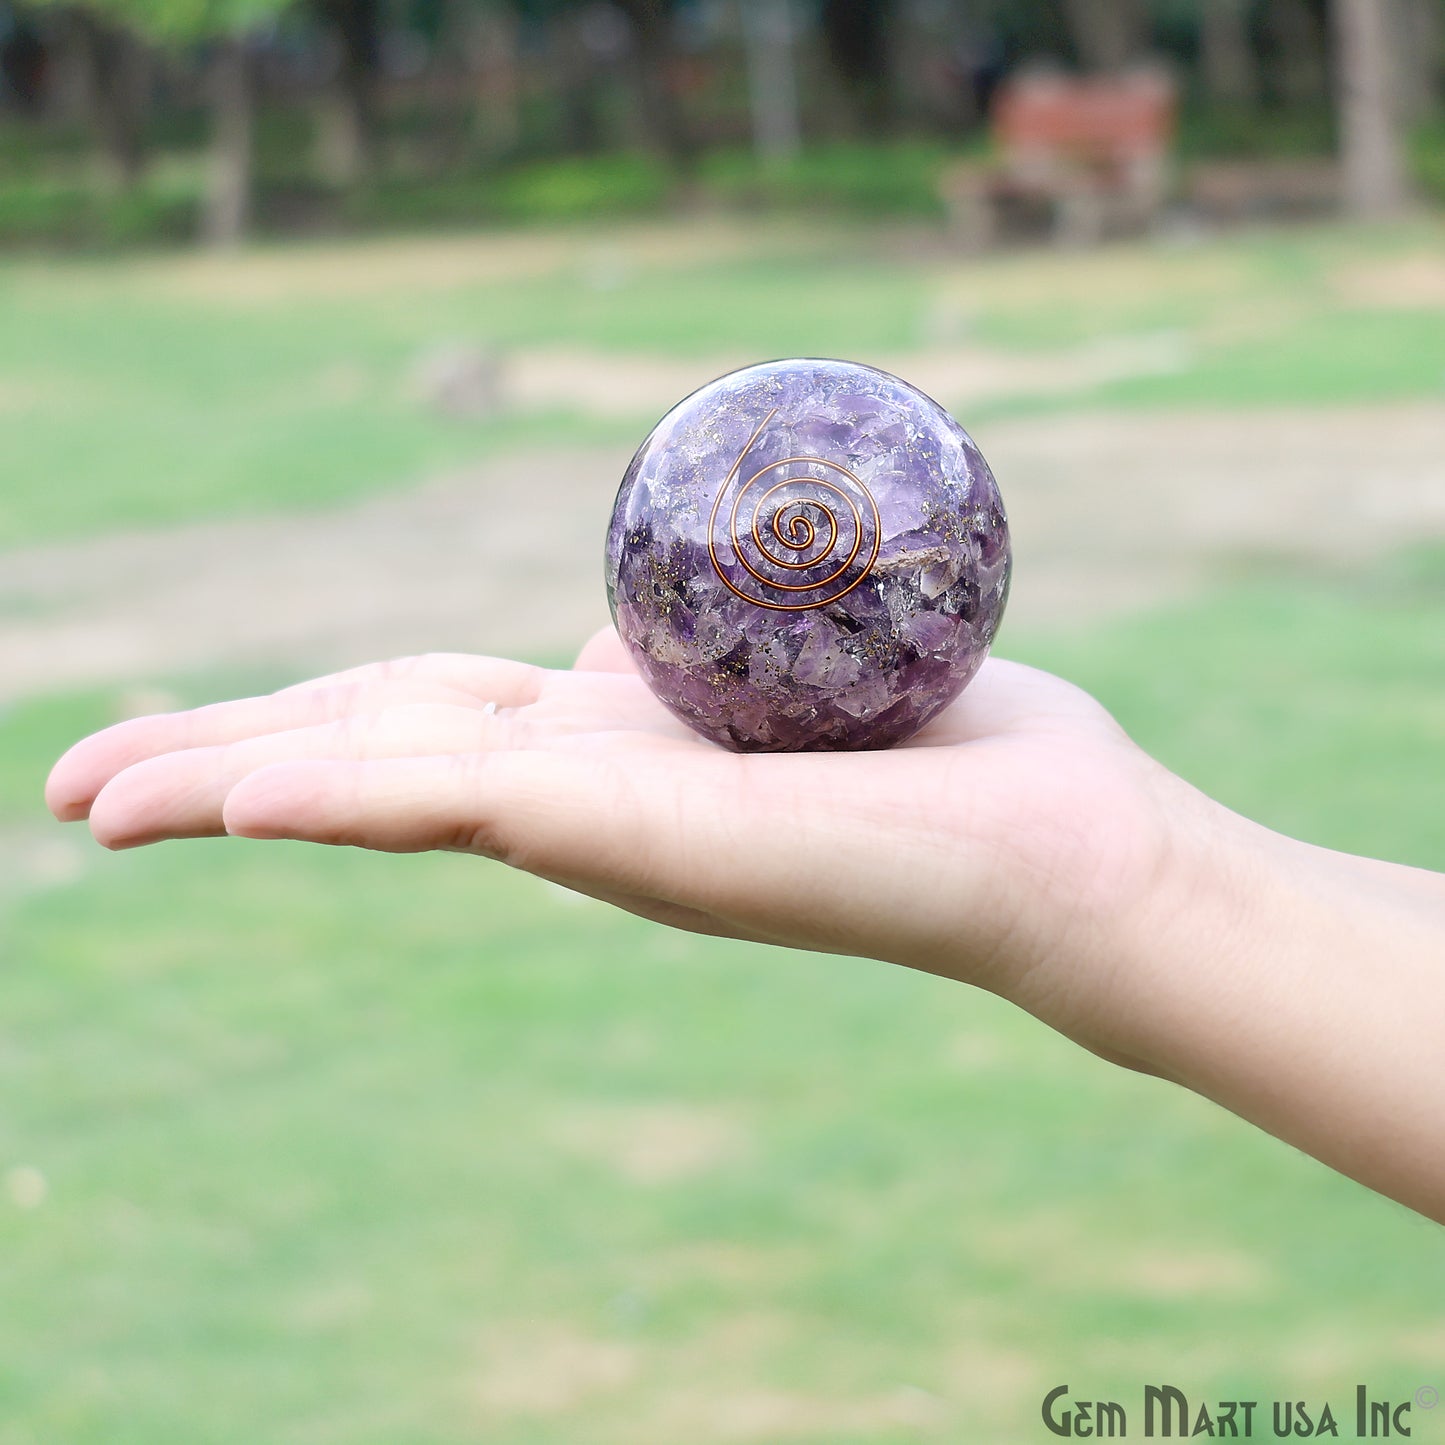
[605,359,1011,752]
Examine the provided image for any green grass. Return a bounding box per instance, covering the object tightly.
[1,547,1442,1443]
[698,140,969,218]
[2,208,1442,1441]
[1020,548,1445,868]
[1,218,1442,550]
[1094,306,1445,409]
[0,136,960,251]
[344,154,679,233]
[0,172,199,251]
[1412,116,1445,205]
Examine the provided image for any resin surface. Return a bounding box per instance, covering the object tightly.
[605,359,1011,751]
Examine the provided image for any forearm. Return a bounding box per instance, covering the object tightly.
[1110,782,1445,1221]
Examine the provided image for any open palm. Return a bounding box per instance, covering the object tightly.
[47,627,1186,1059]
[47,628,1445,1220]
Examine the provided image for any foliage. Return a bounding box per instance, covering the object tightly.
[1174,103,1336,161]
[23,0,287,43]
[699,140,970,219]
[0,139,992,249]
[0,171,198,249]
[1410,117,1445,205]
[345,153,675,230]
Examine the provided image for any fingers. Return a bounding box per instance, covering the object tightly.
[273,652,542,699]
[220,748,743,902]
[221,751,623,856]
[573,626,637,674]
[86,702,520,849]
[46,656,542,823]
[217,745,908,960]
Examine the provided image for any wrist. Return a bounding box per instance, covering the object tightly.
[1092,777,1445,1218]
[1013,760,1272,1077]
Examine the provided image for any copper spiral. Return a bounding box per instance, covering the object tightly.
[708,408,881,611]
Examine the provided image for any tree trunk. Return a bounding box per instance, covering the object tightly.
[1330,0,1410,217]
[819,0,894,132]
[313,0,380,185]
[1393,0,1443,125]
[314,89,366,185]
[72,12,147,188]
[614,0,694,172]
[741,0,801,165]
[42,9,98,125]
[553,7,606,153]
[1199,0,1258,107]
[1265,0,1328,106]
[203,39,255,247]
[468,5,520,159]
[799,3,853,140]
[0,20,47,114]
[1059,0,1147,73]
[886,0,949,130]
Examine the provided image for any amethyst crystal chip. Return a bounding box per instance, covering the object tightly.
[605,359,1011,751]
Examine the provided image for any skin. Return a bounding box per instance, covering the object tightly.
[46,626,1445,1222]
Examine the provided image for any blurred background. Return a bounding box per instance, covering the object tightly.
[1,0,1443,1440]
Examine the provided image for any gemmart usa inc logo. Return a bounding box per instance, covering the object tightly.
[1041,1384,1438,1437]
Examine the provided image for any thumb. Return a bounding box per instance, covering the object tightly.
[573,625,637,674]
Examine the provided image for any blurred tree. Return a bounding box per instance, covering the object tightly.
[1263,0,1327,106]
[26,0,288,239]
[610,0,693,168]
[819,0,892,130]
[741,0,800,163]
[310,0,379,182]
[2,0,1438,249]
[550,2,607,153]
[1330,0,1410,215]
[1393,0,1443,125]
[970,0,1073,72]
[465,0,520,158]
[0,11,48,112]
[1059,0,1147,70]
[32,6,151,186]
[203,31,253,239]
[1198,0,1257,106]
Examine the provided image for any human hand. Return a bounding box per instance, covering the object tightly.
[44,629,1445,1218]
[45,627,1207,1068]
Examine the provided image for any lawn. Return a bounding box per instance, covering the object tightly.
[1,217,1443,548]
[0,217,1442,1442]
[2,548,1443,1442]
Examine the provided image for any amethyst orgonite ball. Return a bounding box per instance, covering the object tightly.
[604,358,1011,752]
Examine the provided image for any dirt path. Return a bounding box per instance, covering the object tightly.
[500,334,1192,418]
[2,401,1441,707]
